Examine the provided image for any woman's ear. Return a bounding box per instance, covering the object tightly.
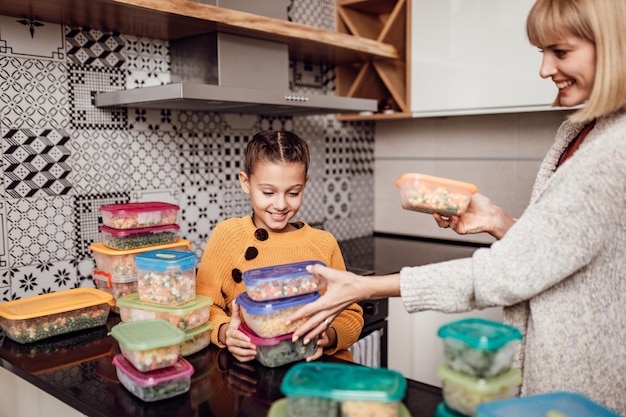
[238,171,250,194]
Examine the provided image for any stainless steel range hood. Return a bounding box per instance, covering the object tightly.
[94,1,377,115]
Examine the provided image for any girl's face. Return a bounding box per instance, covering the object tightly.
[239,161,307,232]
[538,34,596,108]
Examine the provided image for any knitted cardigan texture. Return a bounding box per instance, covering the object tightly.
[399,110,626,415]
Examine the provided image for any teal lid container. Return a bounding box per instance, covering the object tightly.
[281,362,406,402]
[110,319,185,350]
[436,402,468,417]
[437,318,522,351]
[134,249,197,272]
[475,392,622,417]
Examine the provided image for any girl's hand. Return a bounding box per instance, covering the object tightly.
[225,301,257,362]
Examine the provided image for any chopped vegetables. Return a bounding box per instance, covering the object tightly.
[395,173,477,216]
[99,202,179,229]
[101,224,179,250]
[137,270,196,306]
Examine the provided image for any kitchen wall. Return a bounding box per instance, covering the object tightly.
[0,0,375,301]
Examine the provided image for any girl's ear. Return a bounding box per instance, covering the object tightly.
[238,171,250,194]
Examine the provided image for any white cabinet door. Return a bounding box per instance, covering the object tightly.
[410,0,555,116]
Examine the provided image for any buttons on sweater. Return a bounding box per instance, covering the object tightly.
[232,268,242,283]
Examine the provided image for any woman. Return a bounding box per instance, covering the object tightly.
[289,0,626,414]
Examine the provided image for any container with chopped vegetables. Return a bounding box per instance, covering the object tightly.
[436,363,521,416]
[93,270,138,314]
[112,354,194,402]
[100,224,180,250]
[0,288,114,344]
[395,173,477,216]
[243,260,327,301]
[134,249,197,306]
[99,201,180,229]
[280,362,407,417]
[90,239,191,277]
[239,322,317,368]
[179,321,213,356]
[110,319,185,372]
[437,318,523,378]
[236,291,320,338]
[116,293,212,331]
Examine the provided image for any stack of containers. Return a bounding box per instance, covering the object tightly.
[91,202,191,313]
[435,318,523,417]
[235,260,326,368]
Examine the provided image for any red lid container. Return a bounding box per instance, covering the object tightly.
[99,202,180,229]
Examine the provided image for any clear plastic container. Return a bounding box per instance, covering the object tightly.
[437,318,523,378]
[100,224,180,250]
[99,201,180,229]
[395,173,477,216]
[239,322,317,368]
[436,364,522,416]
[475,392,622,417]
[179,321,213,357]
[91,239,191,277]
[134,249,197,306]
[110,319,185,372]
[0,288,114,343]
[116,293,212,331]
[243,260,327,301]
[112,354,194,402]
[93,270,138,314]
[236,291,320,338]
[281,362,407,417]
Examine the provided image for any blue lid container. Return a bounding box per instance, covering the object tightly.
[242,260,326,301]
[475,392,621,417]
[134,249,197,272]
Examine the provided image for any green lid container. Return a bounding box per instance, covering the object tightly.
[110,319,185,350]
[437,318,522,351]
[281,362,406,402]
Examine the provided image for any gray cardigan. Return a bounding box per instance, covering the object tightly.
[399,110,626,415]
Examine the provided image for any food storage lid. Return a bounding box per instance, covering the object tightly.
[182,320,214,341]
[436,364,521,393]
[0,288,114,320]
[112,354,194,387]
[116,293,213,314]
[236,291,320,315]
[436,402,467,417]
[110,319,185,350]
[395,173,478,194]
[437,318,522,351]
[281,362,406,402]
[242,260,326,286]
[238,322,294,346]
[99,201,180,215]
[475,392,622,417]
[90,238,191,255]
[100,223,180,237]
[134,249,197,272]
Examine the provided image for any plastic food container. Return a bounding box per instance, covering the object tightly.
[134,249,197,306]
[93,270,138,314]
[436,364,522,416]
[236,291,320,338]
[110,319,185,372]
[0,288,114,343]
[281,362,407,417]
[239,322,317,368]
[100,224,180,250]
[243,260,327,301]
[99,201,180,229]
[91,239,191,277]
[179,321,213,357]
[436,402,467,417]
[475,392,622,417]
[112,354,194,402]
[117,293,212,331]
[395,173,477,216]
[437,318,523,378]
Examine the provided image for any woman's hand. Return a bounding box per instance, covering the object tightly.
[224,301,257,363]
[433,192,515,240]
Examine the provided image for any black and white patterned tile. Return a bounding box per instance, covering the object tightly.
[288,0,335,30]
[0,200,8,269]
[1,127,72,198]
[128,108,181,131]
[178,180,221,259]
[122,34,170,88]
[69,129,132,194]
[8,259,79,300]
[0,16,65,61]
[127,129,180,191]
[66,27,125,67]
[0,56,69,129]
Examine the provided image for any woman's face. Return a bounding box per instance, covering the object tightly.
[238,161,307,232]
[538,34,596,107]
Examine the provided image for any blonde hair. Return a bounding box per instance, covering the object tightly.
[527,0,626,122]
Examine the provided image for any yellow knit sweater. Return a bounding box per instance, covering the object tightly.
[196,215,364,361]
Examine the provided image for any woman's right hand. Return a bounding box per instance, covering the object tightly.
[433,192,515,240]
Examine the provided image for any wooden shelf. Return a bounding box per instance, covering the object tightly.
[0,0,398,65]
[336,0,410,120]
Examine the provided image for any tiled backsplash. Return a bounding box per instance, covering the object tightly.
[0,0,375,300]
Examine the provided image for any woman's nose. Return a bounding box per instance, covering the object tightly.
[539,55,556,79]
